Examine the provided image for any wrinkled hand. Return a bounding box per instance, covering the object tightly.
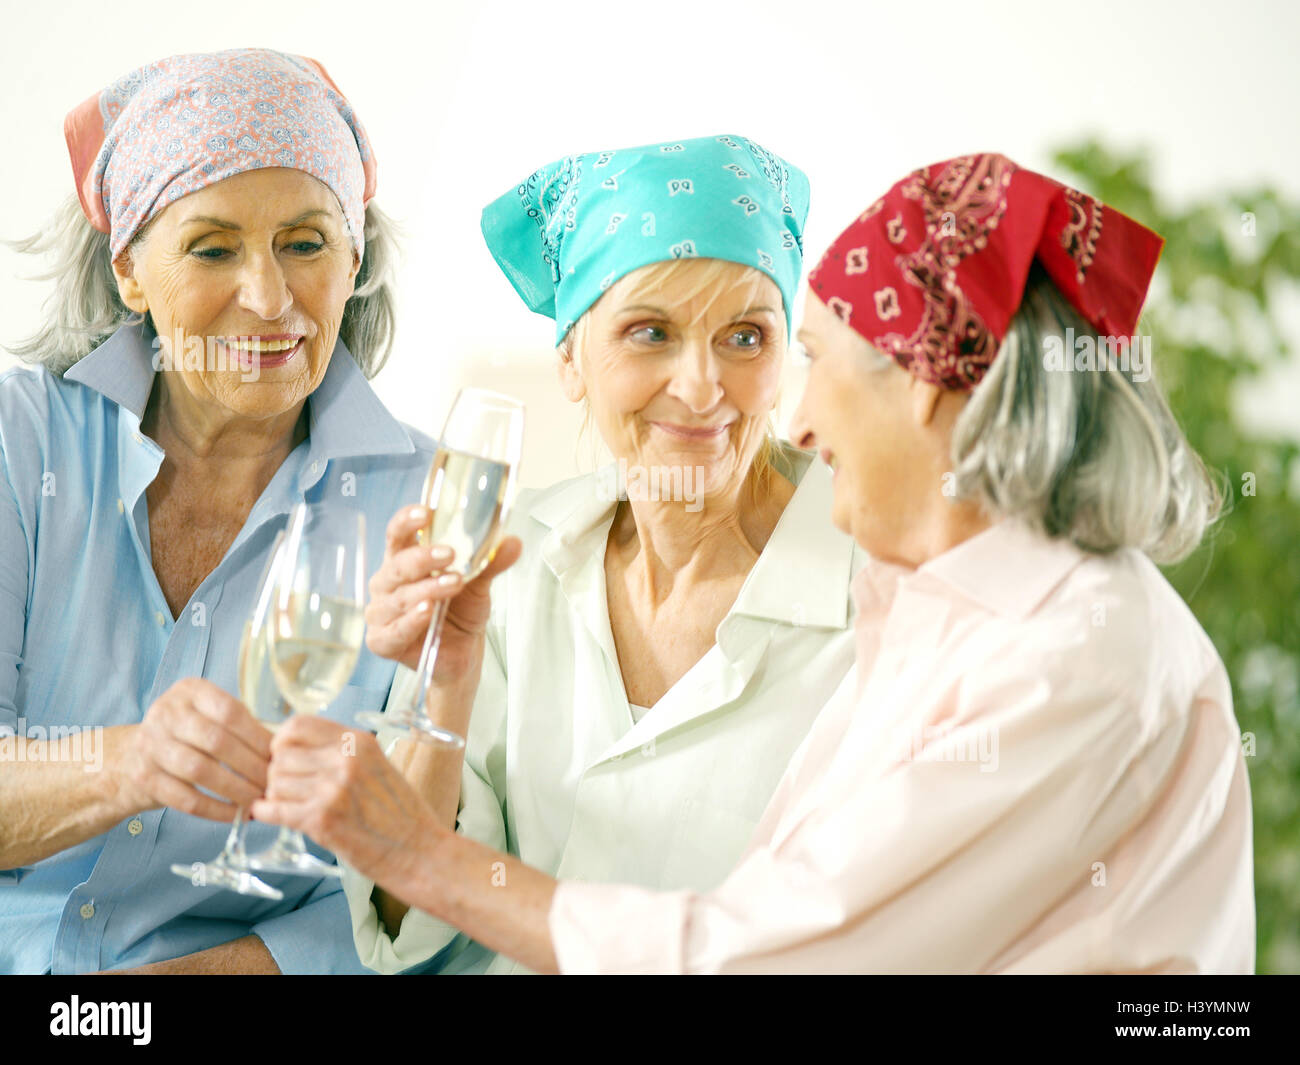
[364,505,522,681]
[117,677,272,821]
[249,716,445,888]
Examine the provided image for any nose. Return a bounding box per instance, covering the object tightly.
[237,250,293,321]
[788,393,817,450]
[665,336,724,414]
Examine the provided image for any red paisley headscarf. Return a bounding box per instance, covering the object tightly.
[808,153,1164,390]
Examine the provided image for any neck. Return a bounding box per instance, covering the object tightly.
[611,462,794,601]
[876,491,994,570]
[142,376,307,467]
[916,498,995,565]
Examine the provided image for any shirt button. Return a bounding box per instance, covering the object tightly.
[79,903,95,920]
[155,611,166,627]
[131,431,143,445]
[127,818,144,837]
[117,499,125,514]
[311,461,320,474]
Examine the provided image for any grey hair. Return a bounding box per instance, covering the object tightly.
[6,195,400,379]
[950,262,1222,564]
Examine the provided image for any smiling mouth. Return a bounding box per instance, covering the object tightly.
[215,335,305,369]
[650,421,732,440]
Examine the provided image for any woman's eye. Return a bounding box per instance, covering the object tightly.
[191,247,232,261]
[285,240,324,255]
[631,325,669,343]
[728,328,763,351]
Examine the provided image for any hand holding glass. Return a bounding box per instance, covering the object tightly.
[243,503,367,878]
[169,531,291,899]
[356,387,524,745]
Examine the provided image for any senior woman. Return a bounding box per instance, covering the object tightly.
[255,153,1253,973]
[0,49,435,974]
[330,135,864,974]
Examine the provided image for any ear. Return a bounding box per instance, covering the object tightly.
[557,344,587,404]
[111,251,149,314]
[909,377,944,427]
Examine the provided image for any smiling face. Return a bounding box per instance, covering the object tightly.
[789,288,964,562]
[560,258,785,500]
[112,166,360,424]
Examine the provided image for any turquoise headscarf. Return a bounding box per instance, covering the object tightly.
[481,134,810,343]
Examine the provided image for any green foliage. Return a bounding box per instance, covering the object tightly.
[1052,141,1300,973]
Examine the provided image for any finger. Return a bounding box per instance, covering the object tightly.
[370,542,458,599]
[144,764,241,822]
[249,797,342,855]
[265,737,354,779]
[248,797,309,831]
[470,535,523,587]
[365,606,428,661]
[367,572,462,629]
[269,715,358,753]
[186,683,274,759]
[262,769,338,804]
[168,708,270,790]
[148,741,266,807]
[385,505,432,555]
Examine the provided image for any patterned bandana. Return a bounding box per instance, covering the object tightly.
[64,48,377,260]
[808,153,1164,390]
[480,134,810,343]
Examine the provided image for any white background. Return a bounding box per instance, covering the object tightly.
[2,0,1297,487]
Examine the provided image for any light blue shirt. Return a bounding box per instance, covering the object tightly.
[0,320,435,974]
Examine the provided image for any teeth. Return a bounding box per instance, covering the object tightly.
[220,337,299,352]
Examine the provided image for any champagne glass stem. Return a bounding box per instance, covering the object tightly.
[409,597,451,715]
[223,808,247,862]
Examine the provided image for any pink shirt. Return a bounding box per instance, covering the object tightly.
[548,520,1255,973]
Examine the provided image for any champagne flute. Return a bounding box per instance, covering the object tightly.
[356,387,524,746]
[169,531,291,900]
[242,503,367,879]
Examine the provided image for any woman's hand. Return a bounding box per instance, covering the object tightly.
[249,716,444,890]
[116,677,273,821]
[364,505,522,682]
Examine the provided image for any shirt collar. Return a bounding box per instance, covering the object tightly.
[859,518,1086,621]
[64,318,416,461]
[531,443,859,631]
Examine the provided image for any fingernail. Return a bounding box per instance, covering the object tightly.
[408,506,427,522]
[430,545,454,563]
[437,573,461,587]
[415,600,431,613]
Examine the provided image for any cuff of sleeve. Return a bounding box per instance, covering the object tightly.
[341,862,463,974]
[548,880,692,975]
[252,887,375,975]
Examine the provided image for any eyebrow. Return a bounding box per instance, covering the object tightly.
[615,304,780,320]
[179,209,333,230]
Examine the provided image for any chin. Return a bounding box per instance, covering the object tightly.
[828,498,854,539]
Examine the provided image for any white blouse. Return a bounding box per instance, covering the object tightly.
[344,445,866,973]
[548,520,1256,973]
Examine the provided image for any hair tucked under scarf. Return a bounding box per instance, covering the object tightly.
[63,48,377,260]
[808,153,1164,390]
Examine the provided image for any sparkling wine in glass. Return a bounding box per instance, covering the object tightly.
[355,387,524,746]
[169,532,291,899]
[242,503,366,879]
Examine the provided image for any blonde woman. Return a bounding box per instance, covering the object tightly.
[338,136,865,973]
